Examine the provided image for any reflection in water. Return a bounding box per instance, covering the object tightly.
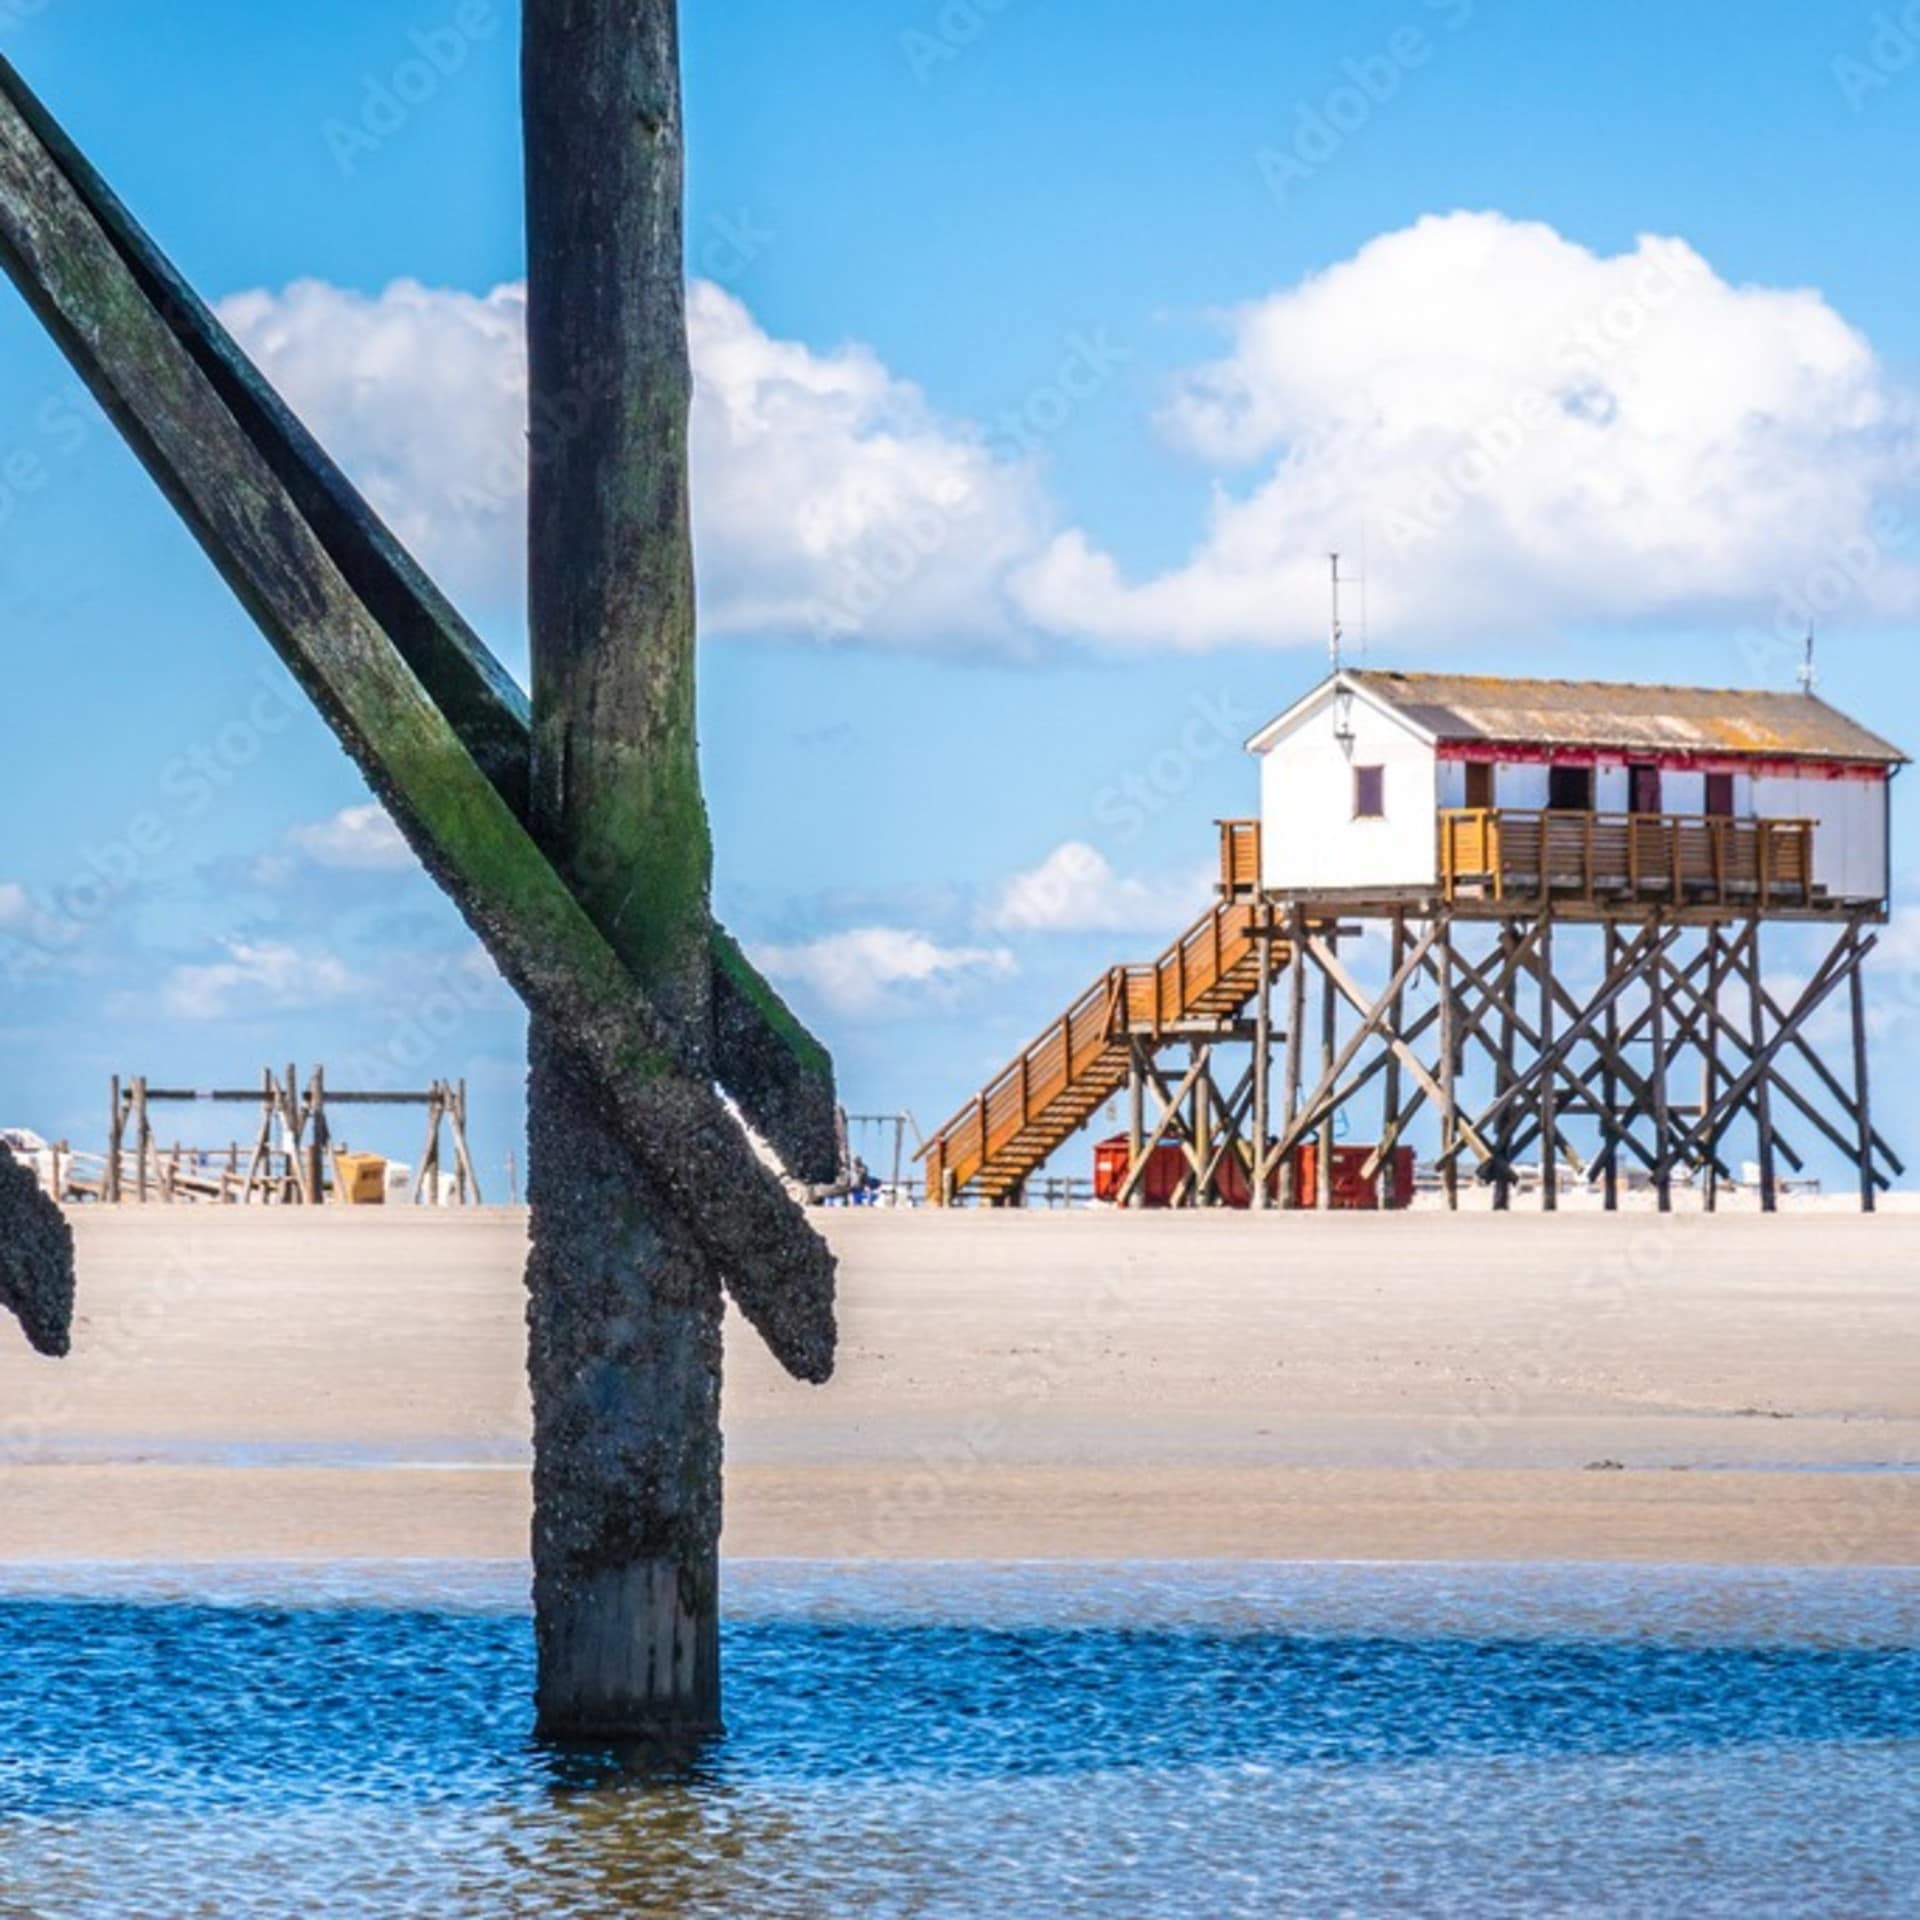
[0,1562,1915,1917]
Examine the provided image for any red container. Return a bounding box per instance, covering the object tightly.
[1291,1142,1415,1210]
[1094,1137,1414,1210]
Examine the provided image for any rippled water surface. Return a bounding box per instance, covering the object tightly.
[1,1562,1916,1917]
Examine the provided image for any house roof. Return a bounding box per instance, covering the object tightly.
[1330,670,1909,765]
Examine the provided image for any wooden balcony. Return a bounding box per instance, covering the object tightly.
[1439,808,1817,910]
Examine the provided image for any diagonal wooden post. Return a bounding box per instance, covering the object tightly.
[0,19,838,1741]
[0,53,837,1190]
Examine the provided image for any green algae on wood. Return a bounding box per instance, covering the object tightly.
[0,72,835,1382]
[0,54,838,1186]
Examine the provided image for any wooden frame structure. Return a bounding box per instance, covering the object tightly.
[101,1067,480,1206]
[922,815,1898,1212]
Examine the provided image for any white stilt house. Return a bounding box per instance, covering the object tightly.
[1247,671,1903,916]
[924,666,1905,1218]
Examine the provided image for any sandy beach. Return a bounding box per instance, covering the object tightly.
[2,1208,1914,1566]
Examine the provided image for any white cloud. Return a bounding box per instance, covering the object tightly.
[220,278,1049,645]
[1013,211,1920,648]
[986,841,1211,935]
[0,882,79,955]
[286,803,417,871]
[219,216,1920,658]
[754,926,1016,1019]
[160,940,362,1022]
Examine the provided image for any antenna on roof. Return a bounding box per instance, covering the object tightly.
[1799,627,1819,696]
[1329,552,1344,673]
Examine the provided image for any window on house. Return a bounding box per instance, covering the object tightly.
[1353,765,1386,819]
[1629,764,1662,815]
[1705,772,1735,818]
[1465,763,1495,811]
[1548,764,1594,811]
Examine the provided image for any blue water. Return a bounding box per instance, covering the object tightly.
[1,1562,1916,1917]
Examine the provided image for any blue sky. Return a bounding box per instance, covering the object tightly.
[3,0,1918,1190]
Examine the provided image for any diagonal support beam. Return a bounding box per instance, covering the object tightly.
[1307,933,1498,1167]
[0,70,833,1380]
[0,57,837,1187]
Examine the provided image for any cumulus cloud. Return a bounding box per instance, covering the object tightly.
[985,841,1212,935]
[1013,211,1920,648]
[220,277,1049,645]
[218,216,1920,657]
[0,883,81,964]
[754,927,1016,1019]
[286,804,417,872]
[161,940,362,1022]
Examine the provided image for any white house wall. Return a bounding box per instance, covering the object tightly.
[1259,687,1437,892]
[1752,772,1886,902]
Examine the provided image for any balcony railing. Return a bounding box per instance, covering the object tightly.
[1439,808,1817,908]
[1218,818,1262,895]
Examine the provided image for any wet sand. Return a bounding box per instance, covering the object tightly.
[2,1208,1914,1565]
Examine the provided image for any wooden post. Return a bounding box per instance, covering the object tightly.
[1191,1042,1213,1208]
[305,1066,326,1208]
[1538,917,1557,1212]
[1648,934,1673,1214]
[135,1077,150,1204]
[1745,923,1778,1213]
[1379,913,1405,1210]
[1126,1040,1146,1211]
[1282,905,1307,1207]
[524,0,729,1741]
[1252,929,1273,1211]
[1702,927,1721,1213]
[1441,928,1461,1212]
[1601,925,1621,1213]
[1493,924,1517,1211]
[1316,939,1336,1212]
[1848,921,1876,1215]
[106,1075,123,1205]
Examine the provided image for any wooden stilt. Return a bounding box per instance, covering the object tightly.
[1601,925,1620,1212]
[1252,928,1273,1211]
[1538,916,1557,1212]
[1282,904,1307,1208]
[1191,1042,1213,1209]
[1380,912,1406,1209]
[1126,1041,1145,1212]
[1439,926,1459,1213]
[1316,944,1337,1212]
[106,1075,123,1205]
[1849,920,1876,1215]
[1648,933,1673,1214]
[1493,923,1517,1211]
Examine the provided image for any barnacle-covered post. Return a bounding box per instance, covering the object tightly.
[0,1142,74,1360]
[521,0,735,1740]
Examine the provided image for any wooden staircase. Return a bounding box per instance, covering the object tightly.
[920,875,1289,1205]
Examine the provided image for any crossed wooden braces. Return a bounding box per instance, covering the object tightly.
[0,57,838,1377]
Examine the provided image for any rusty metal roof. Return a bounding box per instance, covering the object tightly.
[1347,670,1909,765]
